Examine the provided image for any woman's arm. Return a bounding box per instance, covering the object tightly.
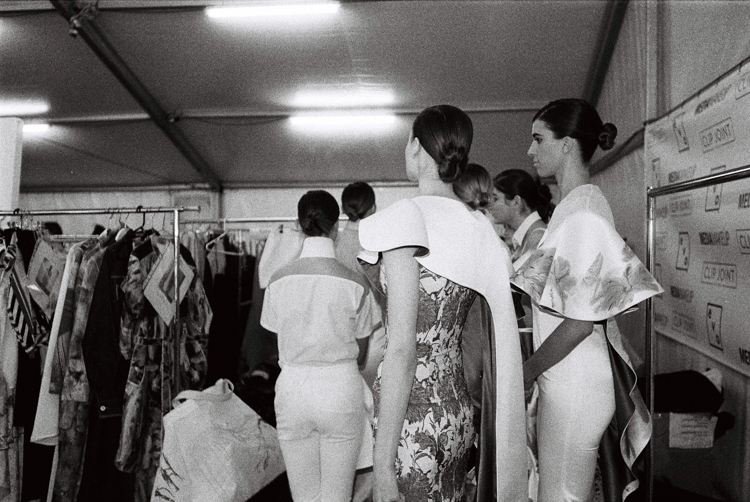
[523,317,594,389]
[373,246,420,502]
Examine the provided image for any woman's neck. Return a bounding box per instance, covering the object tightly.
[418,177,460,200]
[346,219,360,230]
[509,209,533,232]
[556,158,590,200]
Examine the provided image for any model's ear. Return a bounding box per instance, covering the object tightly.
[562,137,573,154]
[409,135,422,156]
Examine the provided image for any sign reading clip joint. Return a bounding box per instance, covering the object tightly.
[646,59,750,377]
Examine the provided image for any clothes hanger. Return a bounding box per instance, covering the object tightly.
[116,212,131,242]
[205,229,244,256]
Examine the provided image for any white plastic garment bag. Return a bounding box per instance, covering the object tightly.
[151,379,285,502]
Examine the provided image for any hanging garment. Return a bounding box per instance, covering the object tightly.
[239,247,278,377]
[77,231,136,502]
[205,236,246,385]
[150,379,285,502]
[2,230,58,502]
[31,243,84,447]
[0,245,21,502]
[5,237,41,356]
[257,225,304,289]
[54,233,113,502]
[116,236,211,502]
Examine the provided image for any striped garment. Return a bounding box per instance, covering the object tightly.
[4,236,41,355]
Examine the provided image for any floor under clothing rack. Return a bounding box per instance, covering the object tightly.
[0,205,201,388]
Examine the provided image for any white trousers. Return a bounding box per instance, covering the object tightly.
[275,364,366,502]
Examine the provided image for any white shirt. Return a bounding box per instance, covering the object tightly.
[512,211,542,250]
[261,237,376,368]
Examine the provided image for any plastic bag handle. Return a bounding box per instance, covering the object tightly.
[172,379,234,408]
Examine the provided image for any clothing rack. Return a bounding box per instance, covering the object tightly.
[181,215,348,231]
[0,205,201,390]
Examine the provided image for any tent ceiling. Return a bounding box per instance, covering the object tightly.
[1,0,616,192]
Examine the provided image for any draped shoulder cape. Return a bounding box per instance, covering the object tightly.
[511,184,663,500]
[359,196,527,502]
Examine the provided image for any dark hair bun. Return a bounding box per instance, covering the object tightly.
[297,190,339,237]
[472,191,492,210]
[598,123,618,150]
[438,146,468,183]
[536,180,552,205]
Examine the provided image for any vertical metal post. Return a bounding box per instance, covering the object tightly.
[645,190,656,502]
[173,209,181,392]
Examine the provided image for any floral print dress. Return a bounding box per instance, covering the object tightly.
[373,266,477,502]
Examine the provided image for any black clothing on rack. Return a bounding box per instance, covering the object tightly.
[78,230,136,502]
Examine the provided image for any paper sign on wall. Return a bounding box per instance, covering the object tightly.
[668,413,718,449]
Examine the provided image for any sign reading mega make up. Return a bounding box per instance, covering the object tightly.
[645,58,750,377]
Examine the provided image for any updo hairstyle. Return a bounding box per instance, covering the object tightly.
[493,169,555,223]
[533,98,617,162]
[412,104,473,183]
[453,163,493,211]
[297,190,340,237]
[341,181,376,222]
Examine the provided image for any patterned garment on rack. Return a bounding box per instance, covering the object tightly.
[0,258,21,502]
[116,236,210,502]
[49,241,93,395]
[54,237,110,502]
[4,234,42,355]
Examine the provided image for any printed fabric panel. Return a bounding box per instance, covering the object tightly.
[373,266,477,502]
[512,210,662,322]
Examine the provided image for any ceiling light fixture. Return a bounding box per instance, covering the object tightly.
[290,115,396,127]
[206,3,340,18]
[23,123,50,134]
[0,101,50,116]
[294,89,395,108]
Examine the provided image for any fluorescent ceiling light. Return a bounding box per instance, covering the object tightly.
[0,100,50,116]
[23,123,50,133]
[207,3,339,18]
[294,89,395,108]
[290,115,396,127]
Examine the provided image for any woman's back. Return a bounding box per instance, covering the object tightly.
[263,244,373,367]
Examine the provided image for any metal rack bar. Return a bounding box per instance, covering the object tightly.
[180,215,349,229]
[0,205,201,216]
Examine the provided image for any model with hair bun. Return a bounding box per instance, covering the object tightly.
[453,163,494,213]
[491,169,554,270]
[358,105,526,502]
[511,99,662,501]
[261,190,379,502]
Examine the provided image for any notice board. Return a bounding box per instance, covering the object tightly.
[645,58,750,377]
